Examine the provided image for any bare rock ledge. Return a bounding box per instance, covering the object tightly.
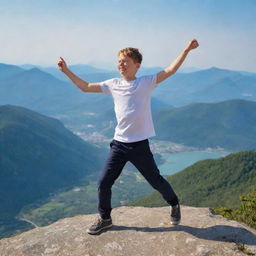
[0,206,255,256]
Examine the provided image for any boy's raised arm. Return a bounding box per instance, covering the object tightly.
[58,57,102,93]
[156,39,199,84]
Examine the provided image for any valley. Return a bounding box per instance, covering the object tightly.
[0,64,255,239]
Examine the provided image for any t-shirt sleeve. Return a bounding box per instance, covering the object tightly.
[142,74,158,89]
[99,78,115,95]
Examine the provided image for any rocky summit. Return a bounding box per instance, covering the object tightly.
[0,206,255,256]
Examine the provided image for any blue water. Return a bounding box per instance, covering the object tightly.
[159,151,230,176]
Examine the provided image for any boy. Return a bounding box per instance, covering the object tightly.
[58,39,199,234]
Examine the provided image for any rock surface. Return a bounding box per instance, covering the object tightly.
[0,206,255,256]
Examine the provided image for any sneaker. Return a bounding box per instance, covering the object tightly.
[170,204,181,225]
[87,217,113,235]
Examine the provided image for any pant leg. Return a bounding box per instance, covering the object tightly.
[98,140,127,219]
[129,140,179,206]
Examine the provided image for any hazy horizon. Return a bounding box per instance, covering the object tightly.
[2,62,256,75]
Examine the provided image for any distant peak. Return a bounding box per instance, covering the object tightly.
[209,67,222,71]
[28,67,42,73]
[22,67,58,80]
[0,63,24,70]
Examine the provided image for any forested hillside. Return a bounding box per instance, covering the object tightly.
[131,151,256,208]
[0,105,104,237]
[154,99,256,150]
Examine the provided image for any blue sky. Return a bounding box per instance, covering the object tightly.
[1,0,255,72]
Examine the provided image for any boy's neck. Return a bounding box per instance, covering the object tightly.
[121,74,137,81]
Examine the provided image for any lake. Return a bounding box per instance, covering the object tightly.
[159,150,230,176]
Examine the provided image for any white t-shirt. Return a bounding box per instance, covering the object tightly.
[100,74,157,143]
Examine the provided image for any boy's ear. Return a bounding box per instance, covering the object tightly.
[136,63,141,69]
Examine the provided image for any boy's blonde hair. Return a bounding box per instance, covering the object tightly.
[118,47,143,64]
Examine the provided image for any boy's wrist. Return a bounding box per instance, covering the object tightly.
[183,48,190,54]
[62,67,70,74]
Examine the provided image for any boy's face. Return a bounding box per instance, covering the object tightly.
[117,54,140,78]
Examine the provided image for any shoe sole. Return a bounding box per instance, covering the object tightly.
[87,223,113,235]
[170,219,180,225]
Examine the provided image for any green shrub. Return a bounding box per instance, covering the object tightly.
[214,189,256,229]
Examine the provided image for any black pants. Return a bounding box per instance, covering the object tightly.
[97,139,179,219]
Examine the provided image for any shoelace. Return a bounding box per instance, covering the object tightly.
[92,218,103,227]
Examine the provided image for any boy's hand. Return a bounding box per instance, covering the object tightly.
[185,39,199,52]
[58,57,68,72]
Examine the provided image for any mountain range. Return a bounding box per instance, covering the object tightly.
[0,64,82,115]
[1,63,256,116]
[153,67,256,106]
[1,62,256,150]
